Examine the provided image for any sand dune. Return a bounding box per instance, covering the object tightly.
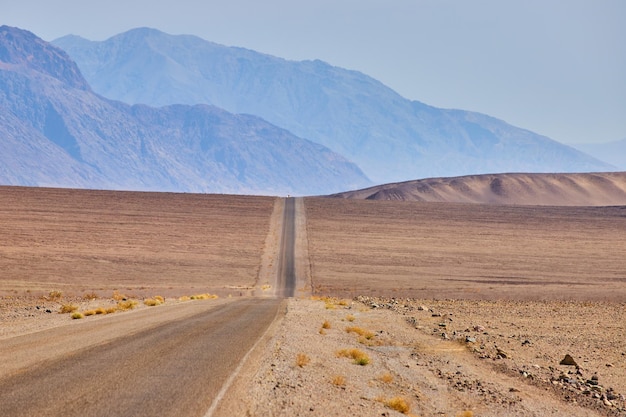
[331,172,626,206]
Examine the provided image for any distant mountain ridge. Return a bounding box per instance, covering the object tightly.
[573,139,626,170]
[53,27,615,184]
[0,26,370,195]
[331,172,626,206]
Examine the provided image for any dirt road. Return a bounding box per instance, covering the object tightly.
[0,298,284,417]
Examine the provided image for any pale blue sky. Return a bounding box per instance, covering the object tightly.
[2,0,624,145]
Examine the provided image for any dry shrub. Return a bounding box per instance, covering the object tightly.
[105,306,117,314]
[456,412,473,417]
[94,307,107,315]
[295,353,311,367]
[345,314,356,322]
[59,304,78,314]
[331,375,346,386]
[83,310,96,316]
[154,295,165,303]
[319,328,327,335]
[322,320,331,329]
[71,312,84,319]
[179,295,191,301]
[336,348,370,366]
[384,397,410,414]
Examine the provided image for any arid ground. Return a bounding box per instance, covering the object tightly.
[1,184,625,416]
[0,186,275,299]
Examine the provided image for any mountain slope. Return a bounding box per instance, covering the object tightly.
[53,28,614,183]
[330,172,626,206]
[573,139,626,170]
[1,26,370,195]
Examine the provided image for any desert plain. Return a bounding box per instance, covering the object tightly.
[1,182,625,416]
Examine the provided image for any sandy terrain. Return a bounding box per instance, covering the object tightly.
[1,186,625,416]
[332,172,626,206]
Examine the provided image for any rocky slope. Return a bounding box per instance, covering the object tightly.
[54,28,614,184]
[0,26,370,195]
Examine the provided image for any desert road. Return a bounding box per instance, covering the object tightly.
[0,197,298,417]
[276,197,297,298]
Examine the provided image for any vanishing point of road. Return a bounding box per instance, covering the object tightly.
[0,197,298,417]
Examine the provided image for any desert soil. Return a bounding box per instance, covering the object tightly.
[1,187,625,416]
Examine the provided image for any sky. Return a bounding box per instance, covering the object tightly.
[2,0,625,145]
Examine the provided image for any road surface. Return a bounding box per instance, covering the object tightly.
[276,197,297,297]
[0,197,298,417]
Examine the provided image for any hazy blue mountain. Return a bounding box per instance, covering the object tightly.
[572,139,626,169]
[0,26,370,195]
[53,28,615,183]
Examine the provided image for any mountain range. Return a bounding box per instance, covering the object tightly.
[0,26,369,195]
[53,27,614,184]
[573,139,626,170]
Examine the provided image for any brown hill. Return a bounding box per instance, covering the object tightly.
[330,172,626,206]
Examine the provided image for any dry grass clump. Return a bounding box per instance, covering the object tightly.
[319,319,332,335]
[179,295,191,301]
[190,293,219,300]
[456,411,474,417]
[383,396,410,414]
[378,372,394,383]
[71,312,84,319]
[83,292,98,300]
[73,298,140,319]
[311,296,339,310]
[47,290,63,301]
[345,314,356,322]
[345,326,375,340]
[331,375,346,386]
[336,348,370,366]
[117,299,138,310]
[112,291,127,301]
[295,353,311,367]
[144,297,163,306]
[59,304,79,314]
